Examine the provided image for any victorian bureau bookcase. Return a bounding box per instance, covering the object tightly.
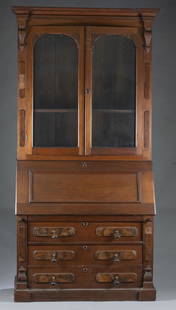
[12,7,159,302]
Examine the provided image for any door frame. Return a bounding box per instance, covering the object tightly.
[26,25,85,156]
[85,26,144,156]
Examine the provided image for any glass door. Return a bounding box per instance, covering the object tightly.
[27,26,84,156]
[26,25,143,158]
[85,27,143,156]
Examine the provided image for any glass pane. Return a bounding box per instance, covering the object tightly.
[92,111,135,147]
[34,111,77,147]
[92,34,136,148]
[33,34,78,147]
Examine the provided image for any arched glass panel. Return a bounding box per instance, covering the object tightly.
[92,35,136,147]
[33,34,78,147]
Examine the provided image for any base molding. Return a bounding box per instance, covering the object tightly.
[14,287,156,302]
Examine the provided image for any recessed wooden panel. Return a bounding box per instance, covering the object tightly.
[30,171,138,203]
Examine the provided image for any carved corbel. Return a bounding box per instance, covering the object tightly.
[143,30,152,53]
[17,13,31,51]
[140,15,153,53]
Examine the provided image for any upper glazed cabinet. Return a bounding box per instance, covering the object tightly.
[15,8,157,160]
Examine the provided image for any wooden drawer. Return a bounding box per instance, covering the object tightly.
[28,245,142,266]
[28,265,142,289]
[28,221,142,243]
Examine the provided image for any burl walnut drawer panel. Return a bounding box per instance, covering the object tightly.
[28,222,142,243]
[30,171,138,203]
[28,245,142,266]
[29,265,142,289]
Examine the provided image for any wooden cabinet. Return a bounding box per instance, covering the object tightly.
[13,7,159,301]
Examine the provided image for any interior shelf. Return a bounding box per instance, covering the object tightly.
[34,109,134,113]
[93,109,134,113]
[34,109,77,113]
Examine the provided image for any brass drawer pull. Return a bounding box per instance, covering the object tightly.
[113,275,120,287]
[96,226,137,238]
[51,276,57,286]
[112,230,121,239]
[112,253,120,261]
[95,250,121,262]
[51,229,58,239]
[95,250,137,262]
[32,227,75,238]
[51,252,57,263]
[33,250,75,262]
[34,273,75,284]
[96,273,137,285]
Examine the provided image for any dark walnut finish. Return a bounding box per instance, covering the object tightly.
[13,7,158,302]
[29,244,142,265]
